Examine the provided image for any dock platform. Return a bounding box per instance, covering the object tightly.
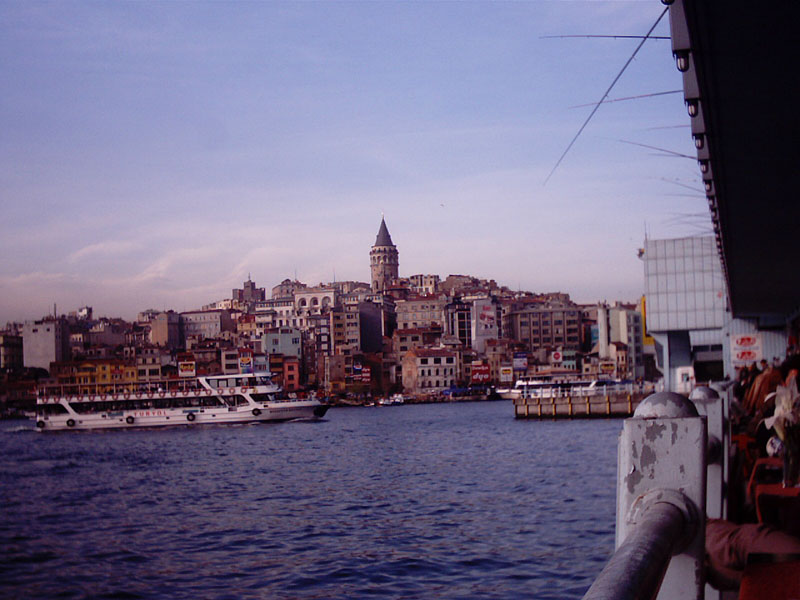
[513,392,647,419]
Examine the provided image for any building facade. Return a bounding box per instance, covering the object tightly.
[22,318,70,372]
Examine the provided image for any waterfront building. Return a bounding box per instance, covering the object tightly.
[395,293,446,330]
[272,278,307,300]
[295,286,336,316]
[150,311,182,350]
[370,217,399,293]
[22,318,70,373]
[471,297,500,355]
[595,302,645,380]
[88,320,127,348]
[134,346,168,382]
[503,302,581,361]
[237,314,258,340]
[302,313,332,386]
[136,309,160,323]
[407,274,440,295]
[330,300,383,356]
[401,347,459,396]
[221,349,240,374]
[642,236,727,391]
[392,326,443,357]
[181,309,235,341]
[254,298,294,330]
[444,298,473,349]
[232,276,266,311]
[0,334,23,372]
[263,327,302,360]
[50,358,137,392]
[641,235,789,391]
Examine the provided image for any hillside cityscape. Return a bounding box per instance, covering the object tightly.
[0,218,653,411]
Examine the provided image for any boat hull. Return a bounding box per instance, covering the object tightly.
[35,401,328,432]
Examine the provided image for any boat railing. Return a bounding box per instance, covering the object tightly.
[38,377,207,399]
[583,390,716,600]
[520,382,647,400]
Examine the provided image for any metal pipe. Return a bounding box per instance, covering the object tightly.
[583,502,687,600]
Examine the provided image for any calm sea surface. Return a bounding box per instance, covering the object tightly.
[1,401,622,599]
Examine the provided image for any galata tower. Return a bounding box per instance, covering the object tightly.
[370,217,399,292]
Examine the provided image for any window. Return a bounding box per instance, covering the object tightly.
[420,358,428,365]
[433,357,441,365]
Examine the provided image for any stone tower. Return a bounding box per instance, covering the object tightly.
[370,217,399,292]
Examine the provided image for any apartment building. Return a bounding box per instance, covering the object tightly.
[504,303,582,357]
[395,293,446,330]
[22,318,70,372]
[401,347,459,396]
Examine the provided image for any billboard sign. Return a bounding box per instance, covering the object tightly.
[178,361,196,378]
[355,365,371,383]
[732,334,762,367]
[471,364,491,384]
[471,299,498,354]
[499,366,514,383]
[239,354,253,374]
[513,352,528,371]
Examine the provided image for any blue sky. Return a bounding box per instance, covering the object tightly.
[1,1,704,322]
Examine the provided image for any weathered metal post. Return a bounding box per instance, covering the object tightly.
[689,386,726,520]
[583,392,707,600]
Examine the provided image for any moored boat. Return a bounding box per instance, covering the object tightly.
[34,372,329,432]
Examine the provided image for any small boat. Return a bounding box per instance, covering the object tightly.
[34,372,329,432]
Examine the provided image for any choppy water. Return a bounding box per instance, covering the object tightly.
[1,401,622,599]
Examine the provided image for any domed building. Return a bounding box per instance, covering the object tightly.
[370,217,398,293]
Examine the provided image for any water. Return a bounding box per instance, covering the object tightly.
[1,401,622,599]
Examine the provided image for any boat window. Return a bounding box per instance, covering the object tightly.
[207,379,219,389]
[220,395,249,406]
[38,403,69,416]
[250,393,273,403]
[71,401,99,414]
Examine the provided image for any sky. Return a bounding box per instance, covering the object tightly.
[0,1,707,323]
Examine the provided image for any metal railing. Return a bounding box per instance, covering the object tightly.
[583,502,689,600]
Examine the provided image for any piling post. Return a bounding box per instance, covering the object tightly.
[613,392,706,600]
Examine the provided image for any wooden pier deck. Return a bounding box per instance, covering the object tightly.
[513,392,647,419]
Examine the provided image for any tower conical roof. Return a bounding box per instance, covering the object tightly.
[374,217,395,247]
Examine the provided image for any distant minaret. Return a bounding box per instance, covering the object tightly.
[370,217,399,292]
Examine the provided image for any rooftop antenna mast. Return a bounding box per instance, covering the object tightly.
[543,7,669,185]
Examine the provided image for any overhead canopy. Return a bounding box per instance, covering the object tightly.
[668,1,800,322]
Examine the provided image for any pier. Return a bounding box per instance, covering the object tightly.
[513,389,648,419]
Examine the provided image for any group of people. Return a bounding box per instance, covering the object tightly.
[705,351,800,590]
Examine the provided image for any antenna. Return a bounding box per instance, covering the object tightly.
[617,139,696,159]
[541,34,670,40]
[569,90,681,109]
[544,7,669,185]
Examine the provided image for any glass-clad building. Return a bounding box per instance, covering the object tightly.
[644,236,727,332]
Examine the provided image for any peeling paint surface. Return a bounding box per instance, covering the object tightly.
[645,422,667,442]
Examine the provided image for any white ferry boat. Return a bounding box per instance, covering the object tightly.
[498,377,641,401]
[34,372,329,432]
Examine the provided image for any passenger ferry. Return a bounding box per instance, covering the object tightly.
[34,372,329,432]
[498,377,645,401]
